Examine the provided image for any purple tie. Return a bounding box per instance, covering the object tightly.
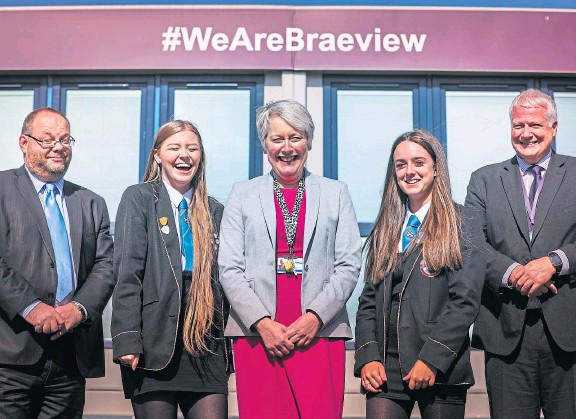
[528,165,543,210]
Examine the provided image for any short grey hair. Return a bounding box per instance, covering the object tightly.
[256,99,315,150]
[509,89,557,127]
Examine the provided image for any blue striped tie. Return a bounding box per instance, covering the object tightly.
[44,183,74,304]
[178,198,194,271]
[402,215,421,251]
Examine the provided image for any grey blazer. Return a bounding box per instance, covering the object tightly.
[218,170,362,339]
[0,166,115,378]
[465,153,576,355]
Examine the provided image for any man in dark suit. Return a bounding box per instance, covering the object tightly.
[466,89,576,418]
[0,108,115,418]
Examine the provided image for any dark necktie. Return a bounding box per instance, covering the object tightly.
[402,214,421,251]
[178,198,194,271]
[44,184,74,304]
[528,164,543,210]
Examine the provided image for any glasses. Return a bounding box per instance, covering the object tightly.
[24,134,76,149]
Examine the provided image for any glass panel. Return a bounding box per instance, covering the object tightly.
[174,89,251,204]
[554,92,576,157]
[446,91,518,204]
[65,89,142,223]
[337,91,413,224]
[0,90,34,170]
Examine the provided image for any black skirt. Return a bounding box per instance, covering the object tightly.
[121,274,228,399]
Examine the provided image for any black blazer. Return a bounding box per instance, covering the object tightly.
[466,154,576,356]
[354,205,485,387]
[111,180,230,371]
[0,166,115,378]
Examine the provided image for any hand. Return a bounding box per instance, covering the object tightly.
[286,312,322,347]
[403,359,437,390]
[50,303,83,340]
[25,302,64,334]
[361,361,387,393]
[515,257,557,297]
[254,317,294,358]
[119,353,140,371]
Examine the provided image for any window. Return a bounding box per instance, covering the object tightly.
[0,78,46,170]
[161,76,264,204]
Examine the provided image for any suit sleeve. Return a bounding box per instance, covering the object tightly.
[111,187,147,358]
[465,170,519,293]
[0,257,40,320]
[417,208,486,374]
[306,183,362,326]
[72,195,115,321]
[218,184,271,330]
[354,279,382,376]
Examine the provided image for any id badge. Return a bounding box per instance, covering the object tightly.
[277,254,303,274]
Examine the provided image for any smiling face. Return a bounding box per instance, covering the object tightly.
[393,140,436,212]
[19,111,72,182]
[154,130,201,194]
[264,116,309,188]
[511,105,557,164]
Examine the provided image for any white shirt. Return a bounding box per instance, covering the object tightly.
[163,180,193,269]
[397,200,431,252]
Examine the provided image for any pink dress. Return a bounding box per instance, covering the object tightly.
[233,188,345,419]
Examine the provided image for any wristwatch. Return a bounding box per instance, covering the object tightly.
[548,252,562,274]
[72,301,88,323]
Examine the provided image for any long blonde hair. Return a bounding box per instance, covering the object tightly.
[364,129,462,284]
[143,120,215,355]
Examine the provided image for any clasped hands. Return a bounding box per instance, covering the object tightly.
[361,359,437,393]
[254,312,322,358]
[509,256,557,297]
[25,301,83,341]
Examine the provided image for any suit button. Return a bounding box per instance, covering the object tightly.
[48,292,54,299]
[305,265,309,272]
[50,262,55,268]
[524,259,530,264]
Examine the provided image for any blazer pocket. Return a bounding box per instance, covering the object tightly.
[142,298,159,308]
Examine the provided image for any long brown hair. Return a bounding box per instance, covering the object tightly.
[143,120,215,355]
[364,129,462,284]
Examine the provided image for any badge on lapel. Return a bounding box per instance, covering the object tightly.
[159,217,170,234]
[420,260,439,278]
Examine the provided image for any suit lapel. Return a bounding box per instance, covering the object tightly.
[259,174,276,251]
[14,166,56,262]
[532,154,565,242]
[303,172,319,259]
[64,182,82,278]
[500,158,531,244]
[154,182,183,277]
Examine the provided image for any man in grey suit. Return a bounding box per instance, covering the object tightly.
[466,89,576,418]
[0,108,115,418]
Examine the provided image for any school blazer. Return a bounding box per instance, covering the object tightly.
[354,205,485,386]
[218,170,362,339]
[465,154,576,355]
[111,180,230,371]
[0,166,115,378]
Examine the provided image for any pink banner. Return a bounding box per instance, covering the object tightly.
[1,6,575,72]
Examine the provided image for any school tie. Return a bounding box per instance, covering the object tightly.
[178,198,194,271]
[527,164,543,210]
[44,183,74,304]
[402,214,421,252]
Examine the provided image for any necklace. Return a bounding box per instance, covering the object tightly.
[273,176,305,274]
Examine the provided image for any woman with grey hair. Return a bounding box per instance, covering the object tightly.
[218,99,362,418]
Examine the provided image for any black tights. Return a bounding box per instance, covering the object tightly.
[366,396,465,419]
[131,391,227,419]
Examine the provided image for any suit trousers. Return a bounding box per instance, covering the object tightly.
[0,333,85,419]
[485,310,576,419]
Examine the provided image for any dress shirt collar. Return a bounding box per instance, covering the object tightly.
[516,150,552,175]
[24,165,65,196]
[404,200,431,226]
[163,180,193,208]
